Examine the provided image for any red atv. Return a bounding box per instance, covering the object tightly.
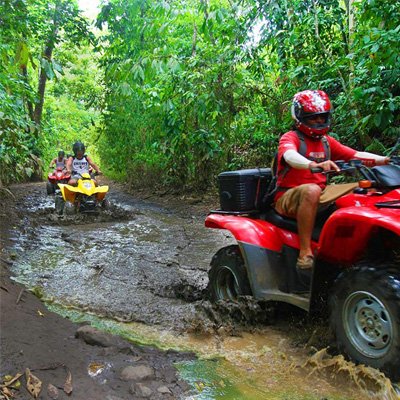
[46,167,71,195]
[205,150,400,380]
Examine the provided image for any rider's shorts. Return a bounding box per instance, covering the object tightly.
[274,184,314,217]
[275,182,358,217]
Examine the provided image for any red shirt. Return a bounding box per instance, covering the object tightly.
[275,131,357,200]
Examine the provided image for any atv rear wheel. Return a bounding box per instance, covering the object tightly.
[330,265,400,380]
[46,182,55,195]
[54,195,64,215]
[207,245,252,302]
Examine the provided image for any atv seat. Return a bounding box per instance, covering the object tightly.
[261,204,336,242]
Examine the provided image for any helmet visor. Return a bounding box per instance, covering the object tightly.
[303,112,330,127]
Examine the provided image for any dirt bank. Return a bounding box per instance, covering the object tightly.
[0,182,199,400]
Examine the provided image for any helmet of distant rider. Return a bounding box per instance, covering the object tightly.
[291,90,332,138]
[72,141,85,157]
[58,150,65,158]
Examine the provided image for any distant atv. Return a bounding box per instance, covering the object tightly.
[206,148,400,380]
[55,173,109,215]
[47,167,70,195]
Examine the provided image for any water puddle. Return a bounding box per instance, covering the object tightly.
[46,304,399,400]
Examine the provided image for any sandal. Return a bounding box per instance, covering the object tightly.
[296,255,314,270]
[296,255,314,286]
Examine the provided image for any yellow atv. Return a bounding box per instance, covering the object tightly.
[56,173,109,215]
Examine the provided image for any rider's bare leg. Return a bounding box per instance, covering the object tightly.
[297,184,321,259]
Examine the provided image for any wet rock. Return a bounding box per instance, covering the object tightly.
[157,385,172,394]
[130,382,153,397]
[76,325,122,347]
[120,365,155,381]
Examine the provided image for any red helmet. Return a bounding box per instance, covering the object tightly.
[291,90,332,138]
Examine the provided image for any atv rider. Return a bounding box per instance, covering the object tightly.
[274,90,389,277]
[66,141,102,186]
[50,150,66,170]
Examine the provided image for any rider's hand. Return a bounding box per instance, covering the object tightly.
[309,160,340,172]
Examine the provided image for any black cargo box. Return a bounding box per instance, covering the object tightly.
[218,168,272,211]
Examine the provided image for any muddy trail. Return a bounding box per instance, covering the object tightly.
[2,181,400,400]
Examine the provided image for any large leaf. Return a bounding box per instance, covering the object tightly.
[52,59,64,75]
[40,58,55,80]
[15,41,29,68]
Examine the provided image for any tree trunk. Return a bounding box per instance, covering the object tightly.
[33,45,53,126]
[21,66,34,121]
[33,1,60,127]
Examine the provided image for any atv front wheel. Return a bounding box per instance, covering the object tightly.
[207,245,252,302]
[63,201,76,215]
[330,266,400,380]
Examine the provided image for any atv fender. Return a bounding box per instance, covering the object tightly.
[318,206,400,264]
[93,186,109,201]
[205,213,295,251]
[58,184,76,202]
[58,183,109,202]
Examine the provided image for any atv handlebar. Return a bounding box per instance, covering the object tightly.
[310,160,357,175]
[310,157,400,176]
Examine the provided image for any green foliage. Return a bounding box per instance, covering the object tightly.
[0,77,41,184]
[96,0,399,191]
[1,0,399,190]
[0,0,97,185]
[0,0,39,184]
[341,1,400,149]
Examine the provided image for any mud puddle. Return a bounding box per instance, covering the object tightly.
[5,182,400,399]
